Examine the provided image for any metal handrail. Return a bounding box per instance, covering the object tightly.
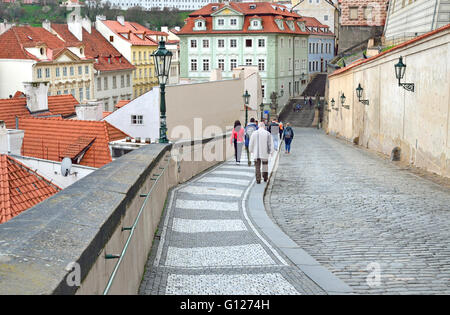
[103,154,171,295]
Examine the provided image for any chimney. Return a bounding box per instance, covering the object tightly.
[75,100,103,121]
[0,121,25,155]
[174,26,181,32]
[161,26,169,33]
[68,11,83,41]
[117,16,125,26]
[82,17,92,34]
[42,19,51,32]
[23,82,49,113]
[96,15,106,22]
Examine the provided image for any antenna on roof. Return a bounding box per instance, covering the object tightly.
[61,157,72,177]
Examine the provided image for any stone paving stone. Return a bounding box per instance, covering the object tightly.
[268,128,450,295]
[139,154,326,295]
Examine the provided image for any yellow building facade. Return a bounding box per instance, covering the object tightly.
[131,45,159,98]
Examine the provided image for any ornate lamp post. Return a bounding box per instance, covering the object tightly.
[242,90,250,127]
[355,83,369,105]
[394,56,415,92]
[152,39,173,143]
[259,102,264,122]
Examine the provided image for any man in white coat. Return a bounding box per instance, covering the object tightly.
[249,122,274,184]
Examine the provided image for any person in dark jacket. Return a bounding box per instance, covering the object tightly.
[282,123,294,154]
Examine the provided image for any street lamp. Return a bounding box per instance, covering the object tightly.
[355,83,369,105]
[394,56,415,92]
[242,90,250,126]
[152,39,173,143]
[341,93,349,109]
[331,98,338,111]
[260,102,264,122]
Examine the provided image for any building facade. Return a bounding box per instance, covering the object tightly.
[178,2,310,111]
[293,0,338,33]
[100,0,215,11]
[0,26,95,102]
[49,13,135,112]
[384,0,450,45]
[302,16,335,75]
[96,16,167,99]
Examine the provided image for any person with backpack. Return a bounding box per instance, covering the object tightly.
[245,118,258,166]
[230,120,245,164]
[283,123,294,154]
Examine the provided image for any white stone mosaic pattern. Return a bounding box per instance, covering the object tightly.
[213,171,254,177]
[172,218,247,233]
[165,244,275,267]
[219,166,254,173]
[165,273,300,295]
[179,186,243,197]
[175,199,239,211]
[197,177,250,186]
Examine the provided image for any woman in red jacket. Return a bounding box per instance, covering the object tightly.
[230,120,245,164]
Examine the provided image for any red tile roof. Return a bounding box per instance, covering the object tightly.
[51,24,135,72]
[179,2,312,35]
[300,16,334,35]
[102,20,166,46]
[114,100,130,109]
[19,117,129,168]
[0,154,61,224]
[0,94,79,129]
[329,23,450,78]
[0,26,82,61]
[102,111,112,119]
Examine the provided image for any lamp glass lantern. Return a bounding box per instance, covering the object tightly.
[330,98,335,107]
[152,40,173,85]
[356,83,363,101]
[340,93,346,106]
[243,90,250,105]
[394,56,406,82]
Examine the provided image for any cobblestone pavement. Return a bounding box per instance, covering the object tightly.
[139,155,325,295]
[268,128,450,294]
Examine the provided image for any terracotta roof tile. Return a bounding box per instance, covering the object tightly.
[19,117,129,168]
[102,20,165,46]
[0,154,60,224]
[0,94,79,129]
[115,100,130,109]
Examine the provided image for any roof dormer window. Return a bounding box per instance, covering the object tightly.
[194,17,206,31]
[249,4,256,9]
[40,47,45,55]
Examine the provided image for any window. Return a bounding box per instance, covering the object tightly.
[113,76,117,89]
[218,39,225,48]
[309,43,312,54]
[321,43,324,54]
[258,59,265,71]
[245,59,252,66]
[133,52,136,61]
[190,40,197,48]
[280,38,284,48]
[109,36,114,42]
[86,87,90,100]
[324,15,328,21]
[203,59,210,71]
[364,7,373,20]
[45,68,50,78]
[139,52,141,61]
[258,39,265,48]
[230,39,237,48]
[203,39,209,48]
[71,89,75,97]
[127,74,130,87]
[55,68,60,77]
[121,75,125,88]
[139,69,142,78]
[70,66,74,76]
[131,115,143,125]
[64,90,68,95]
[253,20,259,27]
[57,90,61,95]
[78,66,82,75]
[261,85,265,98]
[218,19,224,26]
[37,68,42,79]
[97,77,102,91]
[288,58,292,71]
[191,59,198,71]
[230,59,237,70]
[349,7,358,20]
[104,77,108,90]
[79,88,83,100]
[218,59,225,71]
[245,39,253,48]
[85,66,89,75]
[197,21,203,28]
[230,19,237,26]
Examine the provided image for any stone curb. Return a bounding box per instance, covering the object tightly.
[247,139,354,295]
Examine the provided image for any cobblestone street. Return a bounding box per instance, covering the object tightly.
[139,155,325,295]
[268,128,450,294]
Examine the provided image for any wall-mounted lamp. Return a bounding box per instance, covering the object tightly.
[355,83,369,105]
[341,93,350,109]
[331,98,338,111]
[394,56,415,92]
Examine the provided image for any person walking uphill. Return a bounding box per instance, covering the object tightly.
[249,122,274,184]
[268,119,280,151]
[231,120,245,164]
[283,123,294,154]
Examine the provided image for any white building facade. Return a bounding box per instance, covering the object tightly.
[100,0,215,11]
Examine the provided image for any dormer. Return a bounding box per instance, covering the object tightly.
[193,16,206,31]
[275,16,284,30]
[211,5,244,31]
[286,18,295,31]
[249,4,256,10]
[297,20,306,32]
[249,16,263,31]
[120,32,130,40]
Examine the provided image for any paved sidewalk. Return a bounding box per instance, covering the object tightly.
[268,128,450,294]
[139,153,325,295]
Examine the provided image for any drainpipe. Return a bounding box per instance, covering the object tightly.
[431,0,439,31]
[15,116,19,129]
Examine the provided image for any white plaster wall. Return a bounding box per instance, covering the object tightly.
[0,59,35,98]
[12,155,97,189]
[294,0,337,33]
[95,20,132,61]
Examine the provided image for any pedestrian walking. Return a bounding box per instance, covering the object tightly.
[245,118,258,166]
[268,119,280,151]
[230,120,245,164]
[309,97,313,109]
[249,122,274,184]
[283,123,294,154]
[279,121,284,139]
